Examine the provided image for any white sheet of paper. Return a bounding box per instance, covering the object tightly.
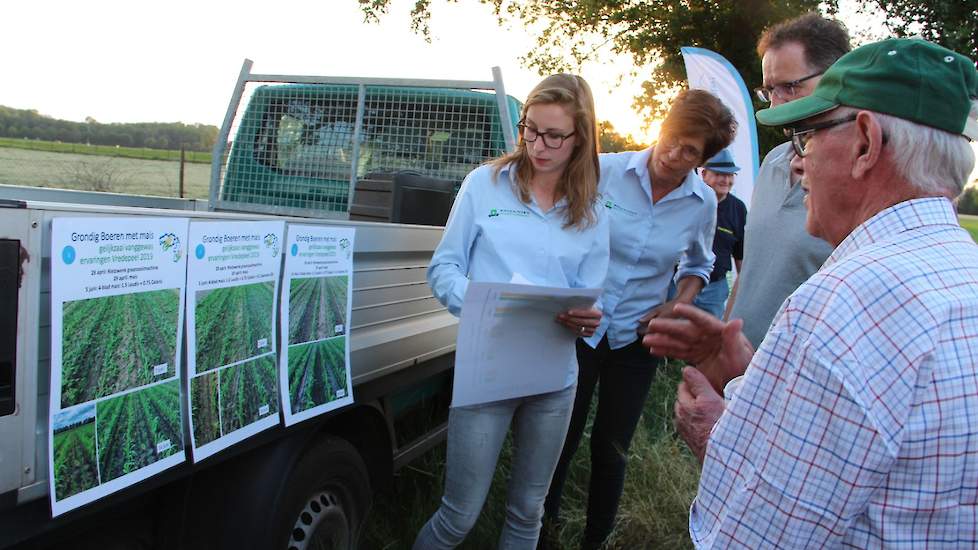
[452,282,601,407]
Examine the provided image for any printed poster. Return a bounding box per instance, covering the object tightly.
[49,217,189,516]
[185,220,284,462]
[279,225,355,426]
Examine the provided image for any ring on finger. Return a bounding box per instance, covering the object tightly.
[579,325,586,335]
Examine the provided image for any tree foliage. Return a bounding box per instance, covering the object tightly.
[866,0,977,61]
[359,0,827,153]
[599,120,648,153]
[958,184,978,216]
[0,105,218,151]
[359,0,976,155]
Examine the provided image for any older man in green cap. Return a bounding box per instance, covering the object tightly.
[644,38,978,548]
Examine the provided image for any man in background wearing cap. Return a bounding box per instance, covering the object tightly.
[645,38,978,547]
[668,148,747,318]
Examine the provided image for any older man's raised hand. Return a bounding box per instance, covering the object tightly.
[642,303,755,394]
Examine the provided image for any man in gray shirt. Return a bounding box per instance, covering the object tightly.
[673,13,851,460]
[724,13,849,348]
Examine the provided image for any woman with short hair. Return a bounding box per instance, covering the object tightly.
[544,89,737,549]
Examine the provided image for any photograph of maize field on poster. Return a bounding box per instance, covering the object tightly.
[48,216,189,516]
[185,220,284,462]
[280,224,355,426]
[61,288,180,408]
[194,281,275,372]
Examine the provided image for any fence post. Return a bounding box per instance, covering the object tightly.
[179,147,186,198]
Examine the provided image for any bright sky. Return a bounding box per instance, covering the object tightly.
[2,1,975,184]
[0,1,653,140]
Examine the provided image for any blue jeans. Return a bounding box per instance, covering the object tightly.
[666,277,730,318]
[413,384,577,550]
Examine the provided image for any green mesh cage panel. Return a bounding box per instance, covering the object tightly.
[216,82,516,218]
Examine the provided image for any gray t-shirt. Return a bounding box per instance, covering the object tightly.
[729,142,834,348]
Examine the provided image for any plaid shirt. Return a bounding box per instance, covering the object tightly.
[692,198,978,548]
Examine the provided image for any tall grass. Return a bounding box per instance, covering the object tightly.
[365,362,700,549]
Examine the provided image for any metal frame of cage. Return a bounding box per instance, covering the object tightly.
[209,59,518,220]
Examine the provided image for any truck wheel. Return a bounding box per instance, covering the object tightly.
[275,436,372,550]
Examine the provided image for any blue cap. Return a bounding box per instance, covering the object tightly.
[703,148,740,174]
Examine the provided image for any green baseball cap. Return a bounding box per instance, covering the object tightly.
[756,38,978,140]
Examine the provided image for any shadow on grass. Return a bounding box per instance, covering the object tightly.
[364,362,700,550]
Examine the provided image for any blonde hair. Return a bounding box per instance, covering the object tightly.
[491,74,600,229]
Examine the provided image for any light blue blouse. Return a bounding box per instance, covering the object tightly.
[428,162,610,316]
[586,147,717,349]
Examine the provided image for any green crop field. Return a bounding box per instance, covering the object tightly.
[191,371,221,447]
[288,275,348,344]
[95,381,182,483]
[961,215,978,242]
[52,405,99,500]
[195,281,275,371]
[288,337,347,413]
[219,355,279,434]
[0,147,211,199]
[61,288,180,408]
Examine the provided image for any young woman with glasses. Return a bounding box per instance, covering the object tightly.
[414,74,610,549]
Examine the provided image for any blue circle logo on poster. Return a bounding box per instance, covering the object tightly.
[195,244,205,259]
[62,246,76,265]
[291,244,298,256]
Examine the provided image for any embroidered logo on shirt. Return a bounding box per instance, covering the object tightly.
[488,208,530,218]
[603,200,639,216]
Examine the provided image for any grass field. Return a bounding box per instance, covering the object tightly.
[0,146,211,198]
[0,137,211,163]
[961,214,978,242]
[61,288,180,408]
[364,363,699,549]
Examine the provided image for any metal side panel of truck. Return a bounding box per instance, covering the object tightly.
[0,188,457,549]
[0,62,519,549]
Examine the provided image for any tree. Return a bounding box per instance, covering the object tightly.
[359,0,828,154]
[865,0,977,60]
[599,120,647,153]
[959,184,978,216]
[0,105,218,151]
[359,0,977,156]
